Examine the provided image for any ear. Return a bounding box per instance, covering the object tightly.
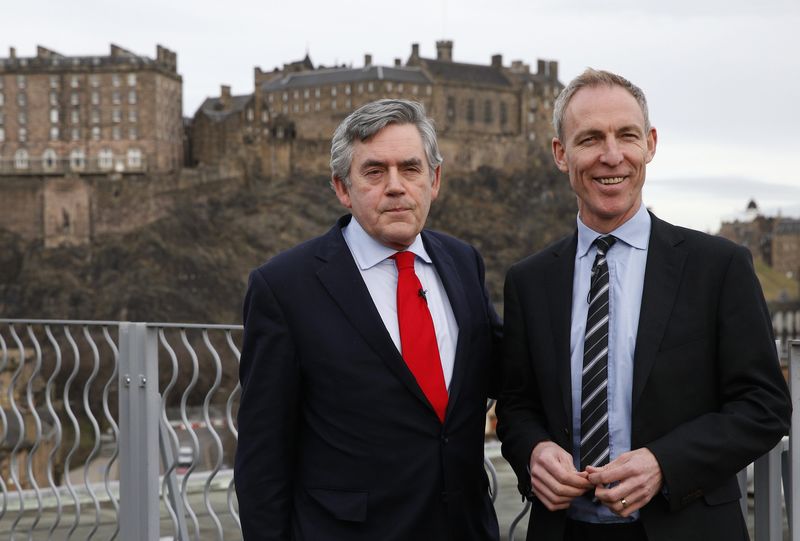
[552,137,569,173]
[645,127,657,163]
[430,165,442,201]
[331,175,352,208]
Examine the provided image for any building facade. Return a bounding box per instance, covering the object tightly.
[0,44,182,176]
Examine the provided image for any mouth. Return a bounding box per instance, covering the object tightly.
[594,176,626,186]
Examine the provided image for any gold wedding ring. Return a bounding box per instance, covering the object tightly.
[620,498,628,508]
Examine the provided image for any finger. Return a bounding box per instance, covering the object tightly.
[531,476,574,510]
[533,464,590,499]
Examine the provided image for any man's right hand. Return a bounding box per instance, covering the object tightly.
[529,441,592,511]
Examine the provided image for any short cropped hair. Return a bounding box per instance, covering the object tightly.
[330,99,443,186]
[552,68,651,141]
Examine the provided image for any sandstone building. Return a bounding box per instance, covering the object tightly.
[0,44,182,176]
[191,41,563,178]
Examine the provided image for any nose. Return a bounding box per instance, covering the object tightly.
[600,137,624,166]
[384,167,406,194]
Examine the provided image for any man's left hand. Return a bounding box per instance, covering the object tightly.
[585,448,663,517]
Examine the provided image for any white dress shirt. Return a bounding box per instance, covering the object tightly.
[342,217,459,388]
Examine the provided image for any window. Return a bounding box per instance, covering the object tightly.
[91,126,101,140]
[128,90,136,104]
[91,109,100,124]
[446,96,455,120]
[112,109,121,123]
[49,92,58,106]
[315,88,320,98]
[331,87,337,97]
[69,149,86,170]
[18,127,27,142]
[91,91,100,105]
[397,84,403,93]
[386,82,393,92]
[0,92,4,106]
[331,100,337,110]
[50,109,59,124]
[112,126,121,140]
[466,99,475,124]
[18,112,26,125]
[345,85,351,95]
[50,75,59,89]
[71,128,80,141]
[70,93,79,106]
[528,112,535,124]
[17,75,26,89]
[129,127,137,140]
[127,73,137,86]
[128,109,137,123]
[293,103,299,113]
[282,92,288,102]
[70,75,80,88]
[17,93,26,106]
[0,127,5,142]
[282,104,288,114]
[303,89,309,99]
[357,83,363,94]
[50,126,59,140]
[304,102,310,112]
[127,148,142,168]
[291,90,298,100]
[484,100,493,123]
[71,110,79,124]
[98,148,113,170]
[500,102,508,126]
[90,74,100,87]
[112,91,121,105]
[426,85,432,95]
[368,82,374,92]
[268,93,273,103]
[412,85,418,95]
[42,149,58,171]
[261,111,268,123]
[112,74,121,87]
[14,149,29,169]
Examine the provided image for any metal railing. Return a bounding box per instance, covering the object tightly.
[0,319,796,541]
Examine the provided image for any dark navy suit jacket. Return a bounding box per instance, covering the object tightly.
[235,215,502,540]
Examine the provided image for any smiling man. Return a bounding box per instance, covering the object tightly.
[496,69,791,541]
[235,99,502,540]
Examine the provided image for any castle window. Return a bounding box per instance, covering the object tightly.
[127,73,137,86]
[304,103,310,112]
[426,85,432,95]
[484,100,493,123]
[70,75,80,88]
[50,75,59,89]
[17,93,26,107]
[50,109,59,124]
[412,85,418,95]
[0,127,4,142]
[397,83,404,93]
[261,111,268,123]
[129,127,138,140]
[18,127,27,142]
[128,109,137,123]
[357,83,363,94]
[345,85,351,95]
[528,132,536,142]
[112,126,121,140]
[331,99,337,110]
[91,126,101,140]
[17,75,26,89]
[368,82,374,92]
[527,82,534,92]
[113,91,121,105]
[42,149,58,171]
[112,109,121,123]
[69,149,85,170]
[528,112,535,124]
[127,148,142,168]
[18,112,27,125]
[50,127,59,141]
[91,109,100,124]
[331,87,337,97]
[71,128,80,141]
[466,99,475,124]
[304,89,310,99]
[71,93,79,106]
[91,91,100,105]
[293,103,299,113]
[99,148,114,170]
[446,96,455,120]
[282,105,288,114]
[14,149,29,169]
[268,93,274,103]
[128,90,137,105]
[346,99,351,109]
[247,108,254,121]
[500,102,508,126]
[386,82,393,92]
[90,74,100,87]
[315,88,321,98]
[112,74,121,87]
[0,92,4,106]
[315,102,320,111]
[71,110,79,124]
[293,90,299,99]
[282,92,288,102]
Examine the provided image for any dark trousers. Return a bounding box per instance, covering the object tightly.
[564,519,648,541]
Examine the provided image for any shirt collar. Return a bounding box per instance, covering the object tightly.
[576,203,651,259]
[343,215,432,270]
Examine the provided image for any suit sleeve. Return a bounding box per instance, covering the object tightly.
[235,268,300,540]
[495,267,554,498]
[647,246,791,511]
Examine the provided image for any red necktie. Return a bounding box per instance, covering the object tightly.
[392,251,448,423]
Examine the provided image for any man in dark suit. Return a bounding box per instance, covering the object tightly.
[496,69,791,541]
[235,99,502,540]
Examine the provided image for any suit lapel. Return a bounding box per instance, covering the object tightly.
[315,217,432,413]
[631,214,687,410]
[422,231,470,420]
[547,233,578,420]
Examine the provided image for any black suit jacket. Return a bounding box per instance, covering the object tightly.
[497,213,791,541]
[235,215,502,540]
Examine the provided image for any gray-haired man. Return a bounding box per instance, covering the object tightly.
[235,99,502,540]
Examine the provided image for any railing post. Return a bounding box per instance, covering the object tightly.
[118,323,160,541]
[789,340,799,541]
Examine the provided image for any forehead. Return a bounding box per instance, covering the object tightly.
[353,123,425,160]
[563,85,645,136]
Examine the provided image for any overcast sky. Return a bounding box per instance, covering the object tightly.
[4,0,799,232]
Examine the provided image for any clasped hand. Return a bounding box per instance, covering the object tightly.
[529,442,663,517]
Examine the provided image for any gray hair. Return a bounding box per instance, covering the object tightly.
[552,68,651,141]
[330,99,443,186]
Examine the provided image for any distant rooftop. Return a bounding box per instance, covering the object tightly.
[261,65,431,92]
[0,44,179,76]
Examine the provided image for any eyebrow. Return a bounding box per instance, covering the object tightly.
[359,157,424,170]
[571,124,644,143]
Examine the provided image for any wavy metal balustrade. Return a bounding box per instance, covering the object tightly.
[0,320,797,541]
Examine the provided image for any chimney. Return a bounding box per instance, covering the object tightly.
[394,58,402,67]
[220,85,231,108]
[364,54,372,67]
[411,43,420,59]
[10,47,16,59]
[537,59,546,76]
[548,60,559,80]
[491,54,502,69]
[436,40,453,62]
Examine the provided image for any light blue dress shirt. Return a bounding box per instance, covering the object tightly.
[567,204,651,523]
